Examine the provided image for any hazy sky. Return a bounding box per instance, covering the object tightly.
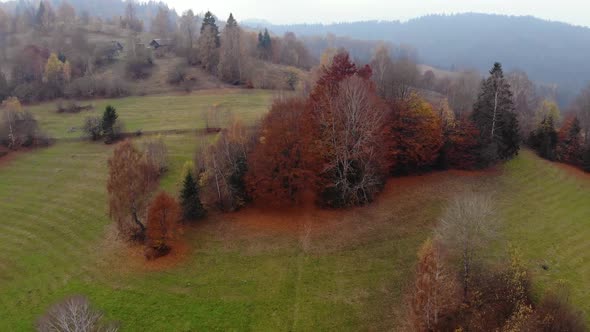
[166,0,590,27]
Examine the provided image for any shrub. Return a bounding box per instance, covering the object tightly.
[167,64,188,85]
[523,290,586,332]
[82,116,102,141]
[37,295,118,332]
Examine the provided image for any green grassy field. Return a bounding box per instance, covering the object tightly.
[28,89,273,139]
[497,150,590,315]
[1,91,589,330]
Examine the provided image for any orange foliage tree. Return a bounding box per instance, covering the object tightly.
[246,97,319,206]
[107,140,157,241]
[387,95,444,174]
[146,191,180,258]
[408,238,459,331]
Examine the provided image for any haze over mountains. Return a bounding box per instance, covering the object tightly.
[248,13,590,104]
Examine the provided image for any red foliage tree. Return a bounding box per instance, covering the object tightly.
[146,191,180,259]
[387,95,444,174]
[556,115,583,166]
[443,116,481,170]
[246,97,319,206]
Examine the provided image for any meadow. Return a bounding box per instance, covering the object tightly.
[1,91,589,330]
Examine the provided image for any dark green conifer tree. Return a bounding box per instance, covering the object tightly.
[180,171,206,221]
[102,105,118,144]
[201,11,220,47]
[472,62,520,164]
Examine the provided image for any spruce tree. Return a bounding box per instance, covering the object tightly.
[102,105,118,144]
[226,13,237,28]
[180,171,206,221]
[472,62,520,164]
[201,11,220,47]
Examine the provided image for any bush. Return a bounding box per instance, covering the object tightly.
[523,291,586,332]
[125,54,153,80]
[167,64,188,85]
[37,295,119,332]
[82,116,102,141]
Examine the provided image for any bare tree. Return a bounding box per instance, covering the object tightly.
[436,192,496,300]
[37,295,118,332]
[179,10,198,63]
[317,75,388,206]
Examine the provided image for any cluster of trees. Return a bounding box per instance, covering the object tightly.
[82,105,123,143]
[189,53,519,211]
[405,193,586,331]
[107,139,205,259]
[172,10,313,89]
[526,88,590,172]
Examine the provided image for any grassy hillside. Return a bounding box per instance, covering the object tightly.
[498,150,590,314]
[1,89,589,329]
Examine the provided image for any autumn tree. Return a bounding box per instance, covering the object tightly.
[528,115,558,161]
[309,53,388,207]
[246,97,318,206]
[107,140,156,241]
[198,11,220,73]
[57,1,76,26]
[0,97,41,149]
[440,116,481,170]
[407,238,459,331]
[151,6,172,38]
[436,192,496,300]
[370,44,394,98]
[218,14,242,84]
[472,63,520,164]
[180,167,206,221]
[556,116,583,165]
[198,121,254,211]
[507,70,538,138]
[122,1,143,33]
[180,10,198,64]
[146,192,180,258]
[535,99,561,127]
[387,95,444,174]
[571,84,590,146]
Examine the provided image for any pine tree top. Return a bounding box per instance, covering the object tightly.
[226,13,237,27]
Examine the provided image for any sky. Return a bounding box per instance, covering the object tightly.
[165,0,590,27]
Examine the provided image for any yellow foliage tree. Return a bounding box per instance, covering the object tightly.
[535,99,561,125]
[44,53,64,83]
[1,97,24,148]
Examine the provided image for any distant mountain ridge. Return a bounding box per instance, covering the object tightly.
[250,13,590,104]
